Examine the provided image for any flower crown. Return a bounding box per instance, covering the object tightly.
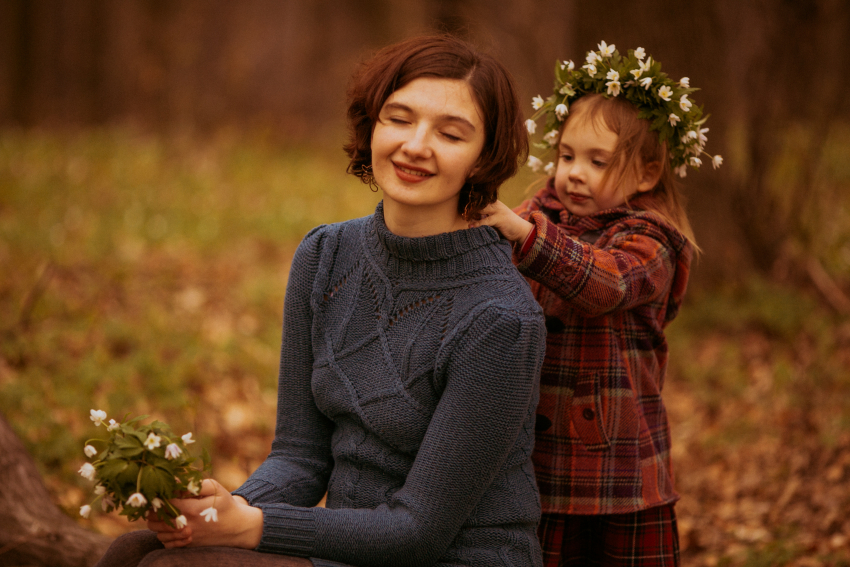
[525,41,722,178]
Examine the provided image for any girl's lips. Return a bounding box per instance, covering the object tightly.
[568,193,589,203]
[393,162,434,183]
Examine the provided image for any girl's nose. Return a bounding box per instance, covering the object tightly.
[567,161,584,183]
[401,125,432,158]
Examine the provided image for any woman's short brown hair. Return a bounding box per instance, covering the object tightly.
[344,35,528,219]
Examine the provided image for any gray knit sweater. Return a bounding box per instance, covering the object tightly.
[233,203,546,567]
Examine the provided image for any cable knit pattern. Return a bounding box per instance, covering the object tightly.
[233,202,547,567]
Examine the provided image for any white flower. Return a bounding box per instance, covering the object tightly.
[605,80,621,97]
[598,41,615,57]
[527,156,544,173]
[165,443,182,460]
[144,433,161,451]
[561,60,575,71]
[713,155,724,169]
[79,462,96,481]
[187,480,201,496]
[555,104,569,120]
[630,68,643,80]
[151,497,164,511]
[543,162,556,176]
[698,127,709,145]
[90,409,107,427]
[687,130,698,141]
[679,94,692,112]
[175,515,188,528]
[679,77,690,88]
[101,494,115,511]
[127,492,147,507]
[531,95,545,110]
[200,507,219,523]
[80,505,91,519]
[84,445,97,458]
[586,51,599,65]
[668,113,681,126]
[525,119,537,135]
[658,85,673,101]
[675,164,688,178]
[689,156,702,167]
[634,47,646,60]
[94,484,106,496]
[640,77,653,90]
[543,130,560,146]
[606,69,620,82]
[582,63,597,77]
[181,432,196,444]
[107,419,120,432]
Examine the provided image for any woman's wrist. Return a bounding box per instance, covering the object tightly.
[233,496,264,549]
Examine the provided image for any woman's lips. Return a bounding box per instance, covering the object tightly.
[393,162,434,183]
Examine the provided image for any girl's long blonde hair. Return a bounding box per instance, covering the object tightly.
[565,94,699,252]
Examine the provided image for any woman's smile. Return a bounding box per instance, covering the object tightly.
[393,161,435,181]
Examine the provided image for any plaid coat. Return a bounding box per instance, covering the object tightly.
[513,181,692,515]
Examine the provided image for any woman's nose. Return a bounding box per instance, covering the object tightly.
[401,125,432,158]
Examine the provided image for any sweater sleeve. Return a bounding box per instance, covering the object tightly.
[514,210,678,318]
[233,226,335,510]
[252,306,546,567]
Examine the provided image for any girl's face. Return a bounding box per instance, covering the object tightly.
[371,77,485,220]
[554,114,642,217]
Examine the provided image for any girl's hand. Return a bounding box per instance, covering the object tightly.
[146,479,263,549]
[469,200,534,244]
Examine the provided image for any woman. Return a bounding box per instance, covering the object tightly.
[96,35,546,567]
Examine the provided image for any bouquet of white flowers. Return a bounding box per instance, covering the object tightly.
[78,409,215,527]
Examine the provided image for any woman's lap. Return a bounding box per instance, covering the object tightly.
[95,530,310,567]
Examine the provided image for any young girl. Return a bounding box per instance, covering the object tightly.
[471,43,721,566]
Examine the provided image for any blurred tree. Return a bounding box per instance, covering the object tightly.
[0,412,111,566]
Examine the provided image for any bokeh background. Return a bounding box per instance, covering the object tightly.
[1,1,849,565]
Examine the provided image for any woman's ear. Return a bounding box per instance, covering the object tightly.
[637,161,662,193]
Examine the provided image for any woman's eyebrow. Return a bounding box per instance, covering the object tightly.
[382,102,477,131]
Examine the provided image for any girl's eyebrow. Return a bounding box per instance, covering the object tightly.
[560,141,612,156]
[381,102,478,132]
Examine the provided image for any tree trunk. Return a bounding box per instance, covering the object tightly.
[0,412,112,567]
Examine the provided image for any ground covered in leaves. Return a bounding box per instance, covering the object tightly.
[1,131,848,566]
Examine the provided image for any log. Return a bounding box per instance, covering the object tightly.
[0,412,112,567]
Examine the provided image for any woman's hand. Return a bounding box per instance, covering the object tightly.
[147,479,264,550]
[468,200,534,244]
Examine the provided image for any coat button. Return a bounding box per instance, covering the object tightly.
[545,316,565,334]
[535,414,552,432]
[582,408,595,421]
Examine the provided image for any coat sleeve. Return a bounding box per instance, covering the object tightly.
[514,210,679,318]
[232,225,335,510]
[250,305,546,567]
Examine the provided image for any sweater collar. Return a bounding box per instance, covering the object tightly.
[366,201,509,279]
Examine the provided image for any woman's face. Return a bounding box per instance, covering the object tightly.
[371,77,485,220]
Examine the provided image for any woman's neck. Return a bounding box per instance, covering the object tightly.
[382,199,468,237]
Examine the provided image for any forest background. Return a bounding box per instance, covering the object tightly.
[1,0,850,566]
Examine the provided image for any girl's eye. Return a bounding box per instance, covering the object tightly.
[560,154,573,162]
[592,160,608,168]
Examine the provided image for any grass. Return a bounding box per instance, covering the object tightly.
[1,128,849,565]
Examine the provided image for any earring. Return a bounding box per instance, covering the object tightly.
[361,164,379,192]
[462,184,475,221]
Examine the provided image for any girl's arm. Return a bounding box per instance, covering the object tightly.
[516,209,682,318]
